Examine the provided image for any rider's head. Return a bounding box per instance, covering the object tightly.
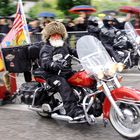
[103,15,114,27]
[87,16,98,27]
[42,21,68,47]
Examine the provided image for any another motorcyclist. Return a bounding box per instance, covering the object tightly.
[99,15,121,63]
[112,18,125,30]
[87,16,101,40]
[39,21,84,120]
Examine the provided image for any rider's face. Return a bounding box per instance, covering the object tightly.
[108,21,113,25]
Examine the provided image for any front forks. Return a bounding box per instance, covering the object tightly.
[102,81,124,119]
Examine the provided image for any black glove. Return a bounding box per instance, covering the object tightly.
[51,61,64,71]
[57,59,68,67]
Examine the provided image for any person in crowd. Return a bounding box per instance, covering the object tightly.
[74,12,88,31]
[112,13,132,30]
[133,14,140,29]
[112,18,126,30]
[64,16,76,32]
[126,13,140,29]
[0,17,14,34]
[87,16,101,39]
[39,21,85,120]
[63,16,76,46]
[40,18,54,30]
[29,19,42,43]
[0,17,7,33]
[99,15,121,63]
[29,19,42,34]
[127,14,140,35]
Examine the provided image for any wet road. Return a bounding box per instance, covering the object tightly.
[0,68,139,140]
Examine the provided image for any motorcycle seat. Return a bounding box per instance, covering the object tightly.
[32,67,47,81]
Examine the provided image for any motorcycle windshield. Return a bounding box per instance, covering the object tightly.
[76,35,114,75]
[124,22,139,43]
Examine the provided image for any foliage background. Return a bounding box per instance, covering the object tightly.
[28,0,140,19]
[1,0,140,18]
[0,0,16,16]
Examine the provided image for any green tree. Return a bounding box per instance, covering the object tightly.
[0,0,16,16]
[57,0,91,15]
[92,0,140,14]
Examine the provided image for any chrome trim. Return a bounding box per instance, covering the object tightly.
[32,87,42,106]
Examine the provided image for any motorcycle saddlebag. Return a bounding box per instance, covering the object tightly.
[1,46,31,73]
[19,81,42,105]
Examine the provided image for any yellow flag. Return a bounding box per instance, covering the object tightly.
[0,54,4,72]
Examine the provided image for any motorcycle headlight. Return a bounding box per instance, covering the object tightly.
[117,63,125,72]
[97,70,104,79]
[136,36,140,45]
[105,63,118,77]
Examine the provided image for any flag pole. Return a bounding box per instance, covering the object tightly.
[18,0,31,44]
[18,0,32,83]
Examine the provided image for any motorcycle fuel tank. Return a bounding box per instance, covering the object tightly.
[68,71,96,87]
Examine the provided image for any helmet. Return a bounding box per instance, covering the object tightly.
[103,15,114,22]
[88,16,98,26]
[42,21,68,42]
[103,15,114,27]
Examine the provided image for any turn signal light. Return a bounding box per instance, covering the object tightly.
[97,84,104,91]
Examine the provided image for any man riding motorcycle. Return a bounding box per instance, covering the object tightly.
[87,16,101,40]
[39,21,84,120]
[99,15,122,63]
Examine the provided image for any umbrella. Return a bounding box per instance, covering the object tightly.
[38,12,56,18]
[99,10,118,16]
[135,6,140,13]
[119,6,140,14]
[69,5,96,14]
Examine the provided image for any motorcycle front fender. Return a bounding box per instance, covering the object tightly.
[103,86,140,119]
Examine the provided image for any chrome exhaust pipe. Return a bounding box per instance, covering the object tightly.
[28,106,73,122]
[51,113,73,121]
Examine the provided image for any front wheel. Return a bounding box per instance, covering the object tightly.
[109,102,140,140]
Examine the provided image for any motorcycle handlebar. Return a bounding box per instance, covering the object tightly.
[58,55,80,75]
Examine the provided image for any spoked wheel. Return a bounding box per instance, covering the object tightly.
[109,101,140,140]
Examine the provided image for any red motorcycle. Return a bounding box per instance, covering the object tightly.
[16,35,140,140]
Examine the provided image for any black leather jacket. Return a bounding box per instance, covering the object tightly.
[39,42,77,77]
[99,25,116,45]
[87,25,101,40]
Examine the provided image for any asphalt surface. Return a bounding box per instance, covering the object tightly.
[0,67,139,140]
[0,109,126,140]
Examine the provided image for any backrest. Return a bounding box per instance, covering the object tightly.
[28,41,45,61]
[28,45,41,62]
